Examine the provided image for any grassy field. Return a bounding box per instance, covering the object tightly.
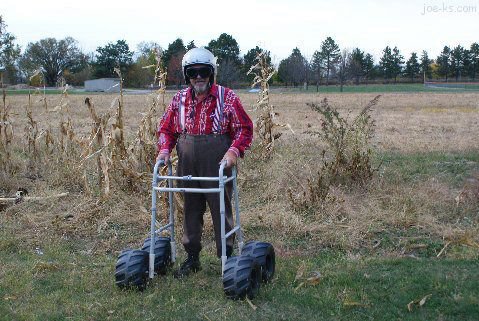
[1,90,478,320]
[272,83,479,93]
[1,235,478,321]
[5,82,479,96]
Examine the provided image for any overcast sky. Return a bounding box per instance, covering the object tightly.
[3,0,479,64]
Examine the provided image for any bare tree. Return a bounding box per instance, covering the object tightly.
[217,58,241,87]
[20,37,87,86]
[338,49,349,92]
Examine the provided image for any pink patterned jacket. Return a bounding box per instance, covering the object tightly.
[157,84,253,158]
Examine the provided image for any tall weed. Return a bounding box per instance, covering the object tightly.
[289,95,380,212]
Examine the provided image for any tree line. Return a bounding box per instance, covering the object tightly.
[279,37,479,89]
[1,16,478,88]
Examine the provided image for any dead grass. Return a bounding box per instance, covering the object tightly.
[5,91,478,153]
[1,91,478,258]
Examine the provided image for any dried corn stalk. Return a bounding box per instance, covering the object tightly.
[131,104,158,172]
[247,51,292,158]
[154,48,168,112]
[29,69,48,110]
[24,94,39,160]
[131,49,167,173]
[0,89,14,171]
[157,155,184,215]
[43,126,55,155]
[151,50,183,212]
[57,87,80,156]
[84,97,112,196]
[112,68,127,161]
[137,49,183,212]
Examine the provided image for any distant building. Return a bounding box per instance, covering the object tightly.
[85,78,120,92]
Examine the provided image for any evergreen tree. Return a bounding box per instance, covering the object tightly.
[162,38,186,87]
[349,48,364,85]
[162,38,186,69]
[363,53,375,84]
[320,36,340,85]
[379,46,404,83]
[243,46,271,82]
[450,45,466,81]
[207,33,240,65]
[379,46,394,81]
[469,42,479,80]
[277,58,290,86]
[207,33,241,86]
[93,40,133,79]
[420,50,433,80]
[186,41,196,51]
[436,46,451,81]
[404,52,420,82]
[277,48,308,87]
[392,47,404,83]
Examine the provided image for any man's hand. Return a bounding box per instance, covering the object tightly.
[221,150,237,169]
[156,152,169,165]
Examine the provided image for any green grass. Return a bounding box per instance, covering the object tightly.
[268,83,479,93]
[4,89,74,95]
[377,150,479,186]
[1,150,478,320]
[3,89,118,95]
[1,235,478,321]
[7,83,479,96]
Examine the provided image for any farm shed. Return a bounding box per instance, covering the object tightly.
[85,78,120,92]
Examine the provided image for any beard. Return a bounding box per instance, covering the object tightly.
[193,81,209,94]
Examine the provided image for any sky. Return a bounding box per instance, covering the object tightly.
[2,0,479,64]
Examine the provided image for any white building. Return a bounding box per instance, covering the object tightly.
[85,78,120,92]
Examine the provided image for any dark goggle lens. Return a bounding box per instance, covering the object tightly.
[186,67,212,78]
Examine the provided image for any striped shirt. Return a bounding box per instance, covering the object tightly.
[157,84,253,158]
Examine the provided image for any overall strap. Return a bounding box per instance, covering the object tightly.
[179,89,187,132]
[213,85,225,134]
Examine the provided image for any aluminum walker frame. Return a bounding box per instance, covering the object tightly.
[149,159,244,279]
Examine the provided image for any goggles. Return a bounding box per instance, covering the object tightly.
[186,66,212,79]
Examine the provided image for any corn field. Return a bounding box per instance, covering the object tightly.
[0,53,168,198]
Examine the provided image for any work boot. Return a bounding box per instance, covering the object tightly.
[174,253,201,278]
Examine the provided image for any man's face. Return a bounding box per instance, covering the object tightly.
[187,64,212,94]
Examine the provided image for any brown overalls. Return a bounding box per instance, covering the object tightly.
[176,134,234,257]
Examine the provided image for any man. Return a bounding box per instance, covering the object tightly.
[157,47,253,278]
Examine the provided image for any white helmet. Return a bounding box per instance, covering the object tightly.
[181,47,217,84]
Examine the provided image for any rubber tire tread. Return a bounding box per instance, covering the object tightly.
[141,237,171,274]
[114,249,149,290]
[241,241,275,283]
[223,255,261,300]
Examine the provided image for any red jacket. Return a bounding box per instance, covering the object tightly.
[157,84,253,157]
